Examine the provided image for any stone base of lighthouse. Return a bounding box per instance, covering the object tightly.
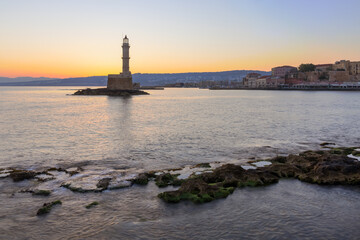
[107,74,133,90]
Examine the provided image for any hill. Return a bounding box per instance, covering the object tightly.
[0,70,270,86]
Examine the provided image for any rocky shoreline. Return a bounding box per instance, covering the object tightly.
[73,88,149,96]
[158,147,360,203]
[1,146,360,214]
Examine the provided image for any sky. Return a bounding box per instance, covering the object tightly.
[0,0,360,78]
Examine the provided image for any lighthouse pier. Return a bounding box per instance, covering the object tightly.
[73,35,148,96]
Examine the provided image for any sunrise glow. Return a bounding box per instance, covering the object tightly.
[1,0,359,78]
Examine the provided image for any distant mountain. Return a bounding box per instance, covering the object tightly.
[0,70,270,86]
[132,70,270,86]
[0,76,108,86]
[0,77,55,83]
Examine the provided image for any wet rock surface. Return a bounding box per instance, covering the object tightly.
[85,201,99,209]
[159,147,360,204]
[2,146,360,206]
[155,173,183,187]
[9,170,36,182]
[32,190,52,196]
[158,178,235,203]
[267,147,360,185]
[191,163,211,169]
[73,88,149,96]
[133,173,149,185]
[36,200,62,216]
[96,178,112,190]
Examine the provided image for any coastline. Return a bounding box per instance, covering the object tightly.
[209,87,360,91]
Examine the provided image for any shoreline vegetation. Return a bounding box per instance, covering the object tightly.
[1,145,360,215]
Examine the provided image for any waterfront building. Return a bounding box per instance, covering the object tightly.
[271,66,297,77]
[243,73,261,88]
[266,77,285,87]
[315,64,333,72]
[256,75,270,88]
[333,60,360,76]
[328,71,351,82]
[305,72,321,82]
[284,78,304,86]
[107,35,133,90]
[264,60,360,87]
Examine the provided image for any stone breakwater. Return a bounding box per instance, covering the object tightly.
[73,88,149,96]
[1,146,360,214]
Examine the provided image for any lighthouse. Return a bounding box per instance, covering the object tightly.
[107,35,133,90]
[122,35,131,76]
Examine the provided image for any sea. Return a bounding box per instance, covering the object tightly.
[1,86,360,239]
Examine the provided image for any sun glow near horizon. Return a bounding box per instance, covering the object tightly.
[0,0,359,78]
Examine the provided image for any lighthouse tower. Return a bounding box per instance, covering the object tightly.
[107,35,133,90]
[122,35,131,76]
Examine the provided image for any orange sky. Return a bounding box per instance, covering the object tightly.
[1,0,359,78]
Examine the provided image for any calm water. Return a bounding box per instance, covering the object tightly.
[1,87,360,239]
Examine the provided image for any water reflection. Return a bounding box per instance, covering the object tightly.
[0,87,360,170]
[1,87,360,239]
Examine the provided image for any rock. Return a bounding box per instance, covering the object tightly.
[36,200,62,215]
[47,167,66,172]
[263,163,300,178]
[144,171,157,179]
[351,150,360,157]
[158,163,279,204]
[96,178,112,190]
[270,156,287,163]
[158,147,360,204]
[66,167,81,176]
[265,148,360,185]
[201,164,246,183]
[10,170,36,182]
[32,190,51,196]
[61,183,101,193]
[35,173,55,182]
[60,172,112,193]
[320,142,336,146]
[108,180,133,190]
[73,88,149,96]
[155,173,183,187]
[191,163,211,169]
[85,201,99,209]
[329,147,357,156]
[301,154,360,184]
[158,178,234,204]
[133,173,149,185]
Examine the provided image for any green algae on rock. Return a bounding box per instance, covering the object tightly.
[155,173,184,187]
[191,163,211,169]
[158,147,360,204]
[85,201,99,209]
[158,178,235,203]
[133,173,150,185]
[96,178,112,190]
[32,190,51,196]
[36,200,62,216]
